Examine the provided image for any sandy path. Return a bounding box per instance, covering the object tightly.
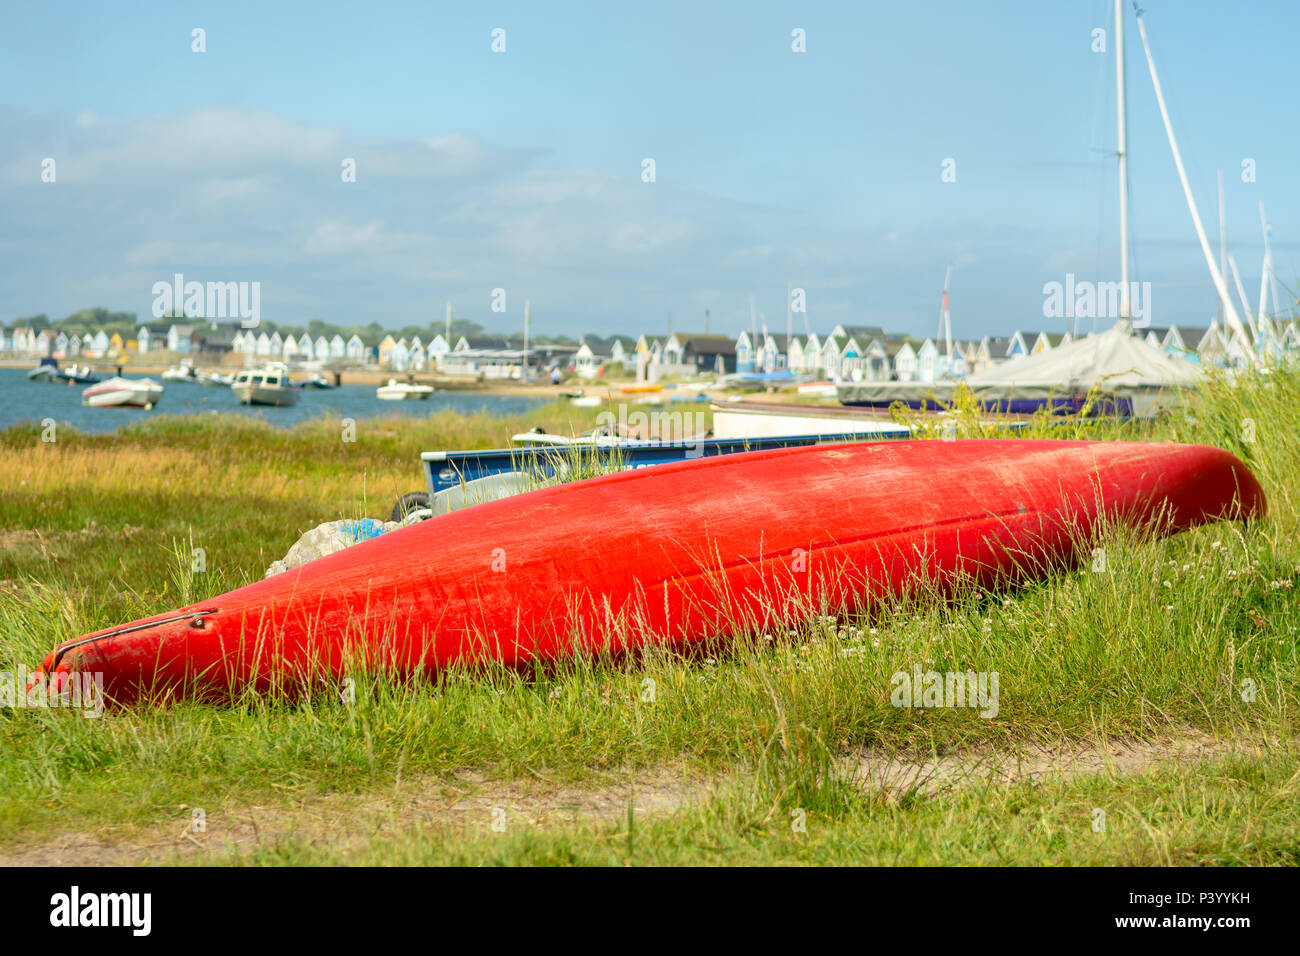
[0,732,1266,865]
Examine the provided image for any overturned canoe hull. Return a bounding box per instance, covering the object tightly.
[36,440,1265,702]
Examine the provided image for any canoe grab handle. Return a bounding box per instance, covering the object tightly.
[48,609,220,671]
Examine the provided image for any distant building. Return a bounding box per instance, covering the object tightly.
[137,324,170,354]
[1031,331,1072,355]
[574,340,608,379]
[426,334,450,369]
[608,337,636,370]
[167,324,196,353]
[674,333,737,375]
[757,333,792,373]
[1004,331,1031,361]
[195,322,238,359]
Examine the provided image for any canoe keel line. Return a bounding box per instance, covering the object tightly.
[32,440,1266,703]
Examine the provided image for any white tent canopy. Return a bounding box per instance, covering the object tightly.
[836,322,1203,414]
[963,321,1202,394]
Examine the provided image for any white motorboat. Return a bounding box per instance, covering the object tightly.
[161,360,199,382]
[27,359,59,382]
[377,379,433,401]
[232,364,300,406]
[55,364,102,385]
[197,370,234,387]
[81,377,165,409]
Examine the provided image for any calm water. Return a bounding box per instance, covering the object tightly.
[0,368,548,433]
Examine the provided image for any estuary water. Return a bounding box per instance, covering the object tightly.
[0,368,549,434]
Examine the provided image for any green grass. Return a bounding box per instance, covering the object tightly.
[214,750,1300,866]
[0,376,1297,865]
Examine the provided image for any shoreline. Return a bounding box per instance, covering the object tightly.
[0,359,814,405]
[0,359,637,399]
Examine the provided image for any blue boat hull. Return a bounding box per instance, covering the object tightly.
[421,432,897,493]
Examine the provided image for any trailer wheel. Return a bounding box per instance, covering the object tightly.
[391,491,431,523]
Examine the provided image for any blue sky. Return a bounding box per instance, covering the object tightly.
[1,0,1296,340]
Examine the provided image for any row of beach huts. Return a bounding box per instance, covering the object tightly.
[3,316,1290,382]
[576,318,1285,382]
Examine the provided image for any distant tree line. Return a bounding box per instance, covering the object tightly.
[6,308,584,348]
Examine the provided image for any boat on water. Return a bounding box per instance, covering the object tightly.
[55,365,102,385]
[197,370,234,387]
[81,377,164,409]
[377,379,434,401]
[299,372,336,389]
[27,357,100,384]
[231,364,299,406]
[30,439,1264,701]
[161,360,199,383]
[27,358,59,382]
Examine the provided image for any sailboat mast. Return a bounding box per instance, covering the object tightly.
[786,279,792,351]
[1134,5,1256,364]
[941,264,953,364]
[522,299,530,379]
[1227,254,1257,332]
[749,295,756,369]
[1258,202,1273,333]
[1217,168,1227,327]
[1115,0,1131,322]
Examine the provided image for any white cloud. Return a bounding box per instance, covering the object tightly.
[0,104,1010,335]
[303,220,389,255]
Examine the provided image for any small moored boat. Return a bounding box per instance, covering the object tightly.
[27,358,60,382]
[81,377,164,409]
[55,365,102,385]
[377,379,433,401]
[232,364,299,406]
[161,360,199,383]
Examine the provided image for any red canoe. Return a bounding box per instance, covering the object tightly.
[34,440,1265,702]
